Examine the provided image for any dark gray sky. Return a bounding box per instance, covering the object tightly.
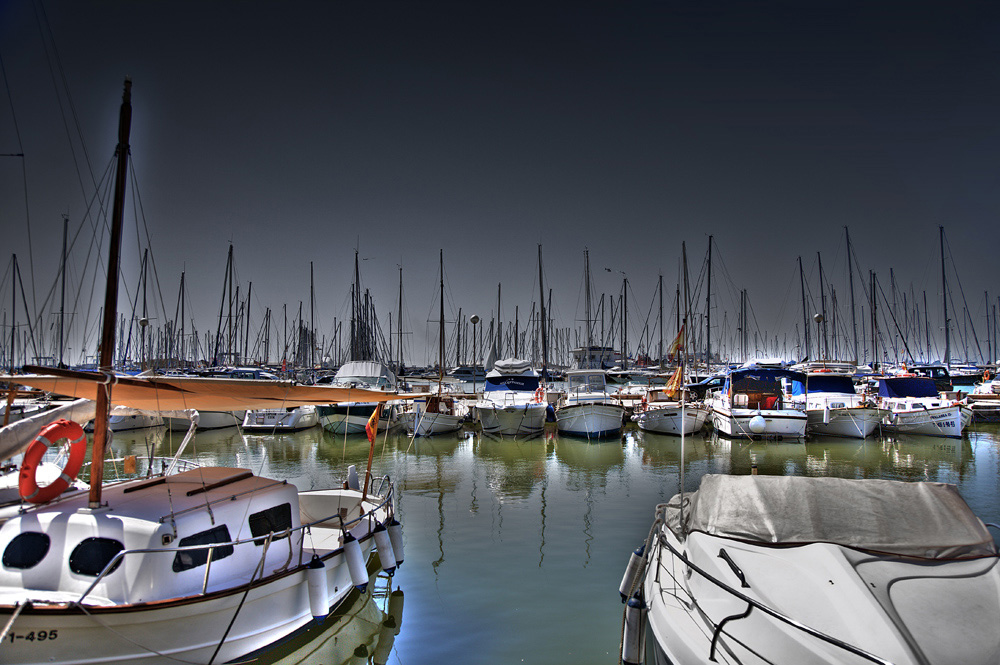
[2,1,999,365]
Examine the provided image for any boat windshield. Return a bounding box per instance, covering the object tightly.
[569,374,607,392]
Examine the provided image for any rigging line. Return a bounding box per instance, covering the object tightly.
[129,159,173,331]
[0,52,38,323]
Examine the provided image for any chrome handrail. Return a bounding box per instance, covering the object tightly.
[655,528,895,665]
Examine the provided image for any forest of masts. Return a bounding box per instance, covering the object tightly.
[2,227,998,376]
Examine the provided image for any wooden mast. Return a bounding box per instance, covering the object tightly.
[90,78,132,509]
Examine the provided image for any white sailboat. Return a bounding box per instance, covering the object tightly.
[397,251,466,437]
[0,81,404,665]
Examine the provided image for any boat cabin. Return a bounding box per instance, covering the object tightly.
[0,468,328,606]
[725,367,806,410]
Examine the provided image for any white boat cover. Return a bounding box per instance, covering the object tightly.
[334,361,396,385]
[491,358,534,375]
[667,473,997,560]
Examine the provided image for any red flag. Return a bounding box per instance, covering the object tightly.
[365,403,382,444]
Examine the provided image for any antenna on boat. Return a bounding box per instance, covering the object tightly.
[89,77,132,509]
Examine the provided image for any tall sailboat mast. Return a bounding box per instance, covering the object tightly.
[438,250,445,389]
[705,235,712,371]
[90,78,132,509]
[538,245,549,378]
[940,226,950,367]
[846,227,858,362]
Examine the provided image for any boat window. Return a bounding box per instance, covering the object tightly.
[249,504,293,546]
[69,537,125,576]
[2,532,50,569]
[172,525,234,572]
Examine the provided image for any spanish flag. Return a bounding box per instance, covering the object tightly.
[366,403,382,445]
[667,324,685,362]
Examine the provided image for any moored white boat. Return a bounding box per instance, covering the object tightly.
[877,376,972,438]
[242,404,319,432]
[165,410,245,430]
[398,394,467,436]
[633,401,710,435]
[474,359,547,437]
[795,370,887,439]
[318,361,399,435]
[623,473,1000,665]
[706,366,807,440]
[555,369,625,439]
[0,464,401,665]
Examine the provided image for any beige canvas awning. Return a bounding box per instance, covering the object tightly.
[2,367,422,413]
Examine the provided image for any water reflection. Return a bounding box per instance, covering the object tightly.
[249,572,404,665]
[475,433,550,502]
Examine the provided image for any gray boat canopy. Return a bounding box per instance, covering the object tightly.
[667,474,997,560]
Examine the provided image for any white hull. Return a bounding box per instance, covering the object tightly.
[320,412,369,434]
[0,468,399,665]
[882,403,972,438]
[0,548,371,664]
[84,413,164,432]
[398,410,465,436]
[242,406,319,432]
[637,475,1000,665]
[710,406,807,440]
[633,403,710,435]
[476,403,547,436]
[644,526,1000,665]
[164,410,246,431]
[806,406,886,438]
[555,403,624,438]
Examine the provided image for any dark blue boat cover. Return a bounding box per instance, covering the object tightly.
[878,377,940,398]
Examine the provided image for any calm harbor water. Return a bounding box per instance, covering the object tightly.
[105,421,1000,664]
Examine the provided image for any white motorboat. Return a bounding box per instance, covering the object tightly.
[966,370,1000,422]
[707,366,808,440]
[555,369,625,439]
[877,376,972,438]
[474,359,548,437]
[622,473,1000,665]
[318,361,399,435]
[795,370,887,439]
[242,404,319,432]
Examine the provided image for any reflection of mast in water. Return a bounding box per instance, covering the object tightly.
[432,451,445,578]
[538,465,546,567]
[582,485,593,567]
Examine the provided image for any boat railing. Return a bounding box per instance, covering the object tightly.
[654,525,894,665]
[74,477,395,607]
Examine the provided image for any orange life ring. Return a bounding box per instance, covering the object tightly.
[19,419,87,504]
[534,387,544,403]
